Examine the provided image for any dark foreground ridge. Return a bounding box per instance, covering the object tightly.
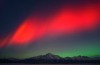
[0,53,100,64]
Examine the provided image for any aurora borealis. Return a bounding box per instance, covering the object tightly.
[0,0,100,59]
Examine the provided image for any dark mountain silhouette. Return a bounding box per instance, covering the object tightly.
[0,53,100,64]
[30,53,62,60]
[71,56,90,60]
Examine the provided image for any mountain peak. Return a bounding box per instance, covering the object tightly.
[45,53,54,56]
[34,53,62,60]
[43,53,61,59]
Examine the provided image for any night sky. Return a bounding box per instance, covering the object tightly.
[0,0,100,59]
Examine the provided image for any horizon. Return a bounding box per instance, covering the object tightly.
[0,53,100,59]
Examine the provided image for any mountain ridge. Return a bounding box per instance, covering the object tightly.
[0,53,100,64]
